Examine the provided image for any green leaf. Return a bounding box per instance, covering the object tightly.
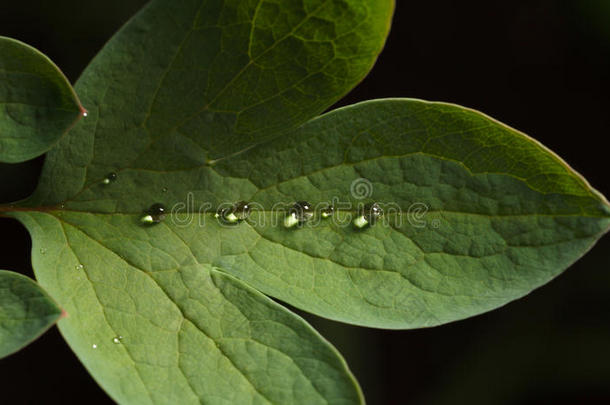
[21,96,609,331]
[0,37,84,163]
[0,270,62,358]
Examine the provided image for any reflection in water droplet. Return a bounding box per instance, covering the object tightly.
[82,111,88,117]
[162,187,168,193]
[40,248,47,255]
[141,203,166,224]
[92,344,97,349]
[284,201,313,228]
[102,172,117,185]
[112,336,123,344]
[75,264,84,270]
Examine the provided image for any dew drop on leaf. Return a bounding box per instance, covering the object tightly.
[285,201,313,228]
[141,203,166,224]
[216,201,251,224]
[102,172,117,185]
[162,187,168,193]
[233,201,251,220]
[92,344,97,349]
[112,336,123,344]
[40,248,46,255]
[75,264,84,270]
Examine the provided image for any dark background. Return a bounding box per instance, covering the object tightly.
[1,1,610,404]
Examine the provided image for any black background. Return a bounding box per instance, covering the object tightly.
[1,1,610,404]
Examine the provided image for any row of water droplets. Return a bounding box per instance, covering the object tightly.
[99,172,384,228]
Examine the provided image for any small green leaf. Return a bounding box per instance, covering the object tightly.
[0,36,84,163]
[0,270,62,358]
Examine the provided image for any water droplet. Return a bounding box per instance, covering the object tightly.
[321,206,334,218]
[216,208,233,223]
[364,203,383,223]
[141,203,166,224]
[82,110,88,117]
[162,187,168,193]
[40,248,47,255]
[112,336,123,344]
[232,201,251,220]
[354,202,383,228]
[217,201,251,224]
[75,264,84,270]
[284,201,313,228]
[102,172,117,185]
[92,344,97,349]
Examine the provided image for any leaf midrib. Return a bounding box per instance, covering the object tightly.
[4,207,609,220]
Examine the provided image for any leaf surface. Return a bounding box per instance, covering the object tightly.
[25,98,609,330]
[4,0,610,403]
[0,270,62,358]
[12,212,364,404]
[0,37,83,163]
[4,0,394,403]
[202,99,610,327]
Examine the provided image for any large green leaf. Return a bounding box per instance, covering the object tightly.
[0,270,62,358]
[21,97,609,331]
[0,37,83,163]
